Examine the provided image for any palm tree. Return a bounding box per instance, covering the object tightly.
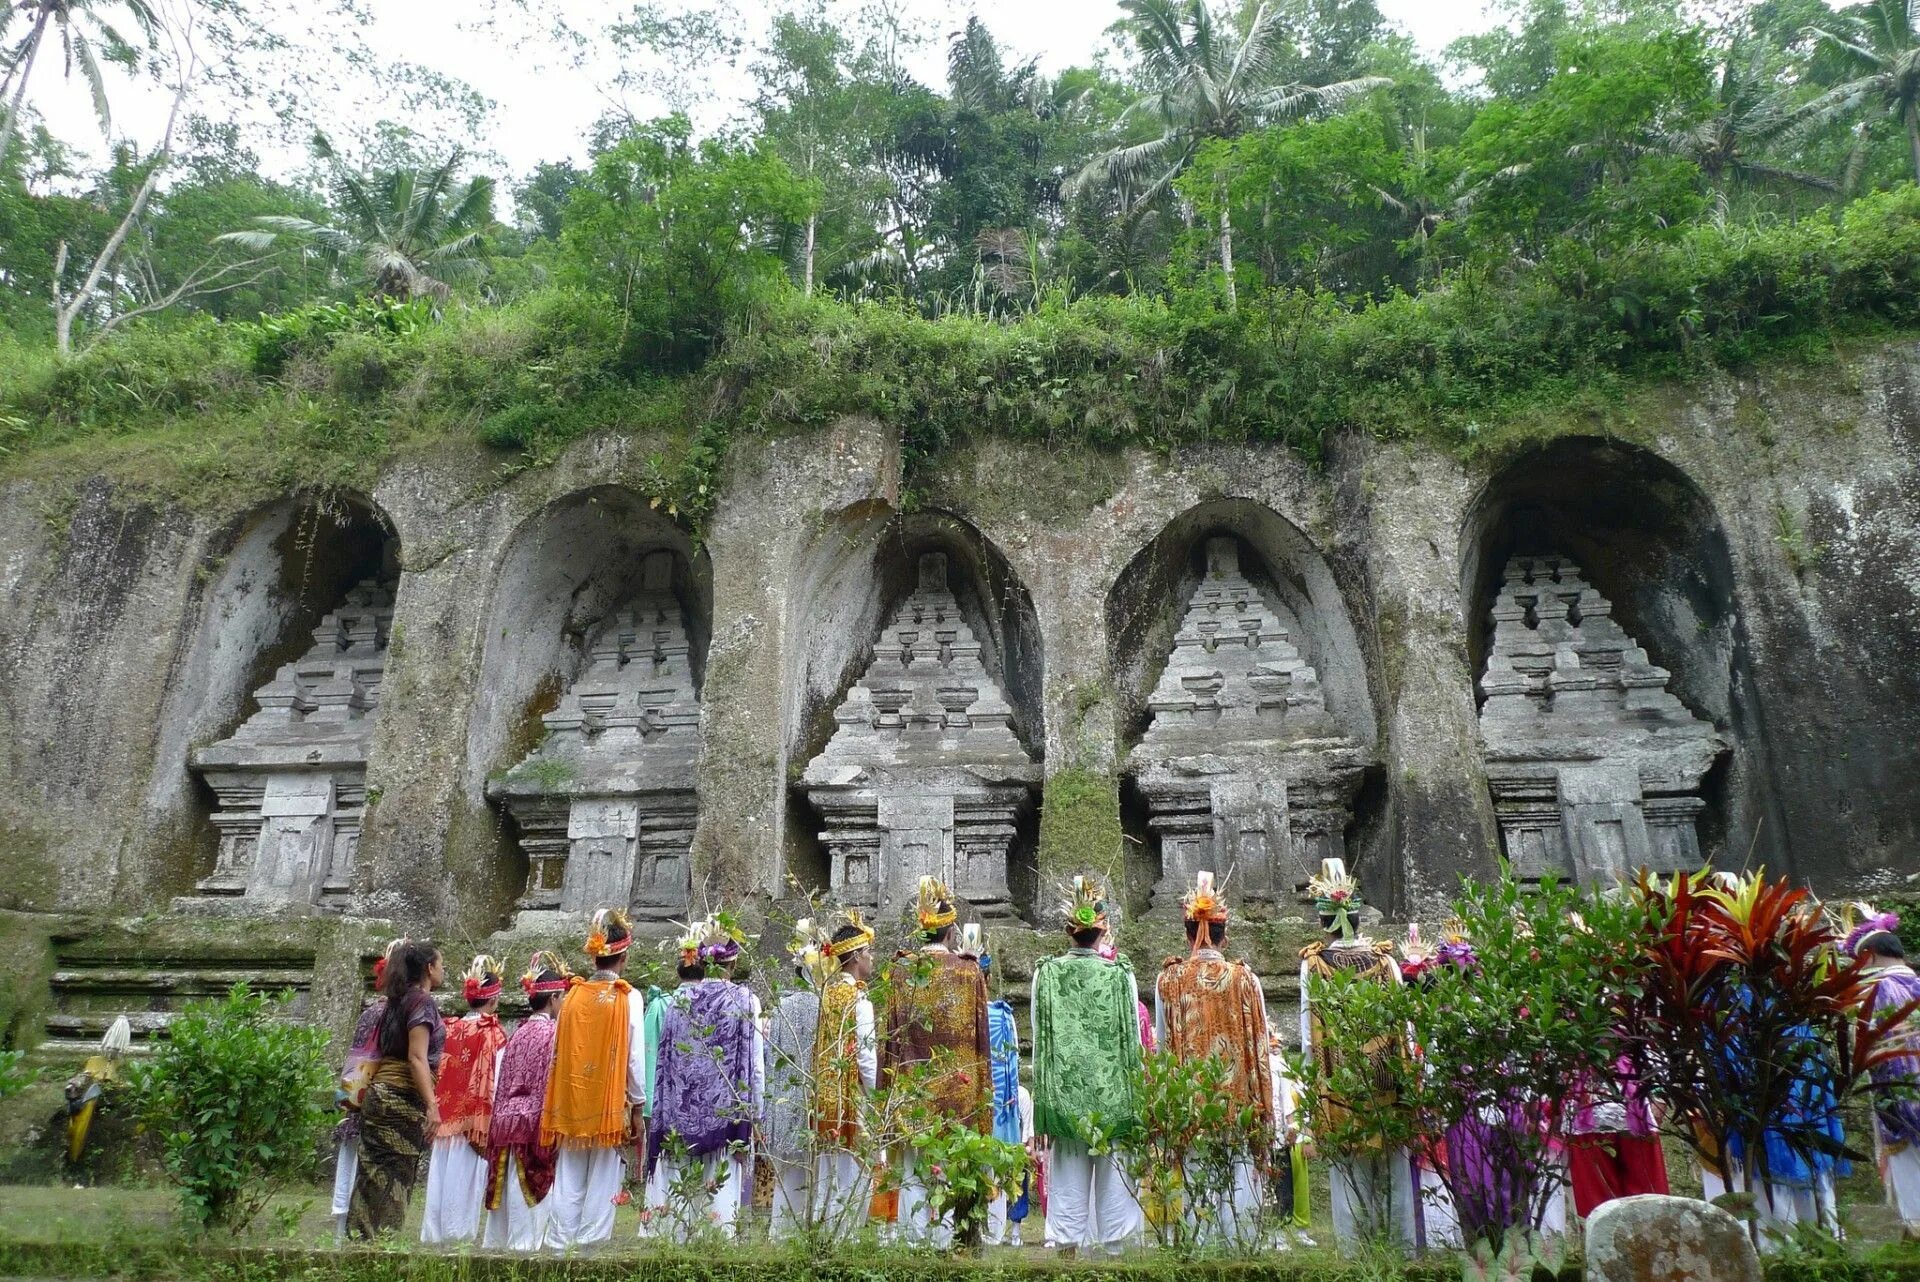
[219,134,495,303]
[1801,0,1920,183]
[0,0,159,171]
[1067,0,1388,307]
[1655,37,1838,218]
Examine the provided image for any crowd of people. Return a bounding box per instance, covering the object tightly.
[322,863,1920,1255]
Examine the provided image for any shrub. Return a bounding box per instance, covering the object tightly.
[0,1047,37,1101]
[128,984,334,1233]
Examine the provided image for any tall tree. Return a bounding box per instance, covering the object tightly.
[220,133,496,302]
[1800,0,1920,181]
[1069,0,1388,307]
[0,0,159,170]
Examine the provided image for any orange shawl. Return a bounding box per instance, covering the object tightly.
[1157,955,1274,1141]
[435,1012,508,1140]
[539,976,634,1150]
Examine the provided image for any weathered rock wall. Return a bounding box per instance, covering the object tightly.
[1,343,1916,933]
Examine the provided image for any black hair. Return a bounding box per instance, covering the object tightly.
[831,923,870,953]
[1068,926,1103,949]
[467,965,503,1010]
[924,920,956,946]
[1184,919,1228,948]
[1863,930,1907,960]
[599,917,632,965]
[377,940,439,1060]
[528,987,558,1014]
[677,960,707,981]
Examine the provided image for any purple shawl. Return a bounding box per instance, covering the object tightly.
[488,1014,559,1148]
[1870,966,1920,1149]
[648,981,757,1166]
[334,998,387,1145]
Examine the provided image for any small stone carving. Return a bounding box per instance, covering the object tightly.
[1584,1194,1760,1282]
[802,552,1040,920]
[489,550,701,925]
[1126,537,1371,915]
[187,579,395,910]
[1478,555,1727,881]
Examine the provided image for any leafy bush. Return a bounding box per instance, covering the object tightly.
[234,296,433,375]
[0,1047,37,1101]
[128,984,334,1234]
[1114,1053,1271,1255]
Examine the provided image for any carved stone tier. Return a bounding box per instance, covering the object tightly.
[1126,538,1373,916]
[181,579,395,912]
[802,552,1040,921]
[1478,554,1727,881]
[489,550,700,924]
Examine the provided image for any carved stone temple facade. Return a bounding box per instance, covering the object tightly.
[802,552,1041,921]
[1126,538,1373,916]
[183,579,396,910]
[489,551,701,927]
[1477,554,1727,881]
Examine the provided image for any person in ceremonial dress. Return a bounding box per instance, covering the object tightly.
[422,954,510,1244]
[1031,876,1144,1258]
[482,952,570,1251]
[766,919,832,1239]
[1154,871,1273,1247]
[541,909,647,1250]
[1299,859,1417,1248]
[814,910,880,1242]
[348,941,445,1240]
[882,876,991,1247]
[1848,906,1920,1236]
[968,925,1025,1247]
[647,913,763,1241]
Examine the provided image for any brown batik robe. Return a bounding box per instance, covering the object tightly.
[881,947,990,1131]
[1157,952,1275,1144]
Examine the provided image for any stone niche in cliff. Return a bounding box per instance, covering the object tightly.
[188,579,397,909]
[488,549,701,924]
[1117,525,1375,916]
[1478,553,1726,880]
[801,550,1041,921]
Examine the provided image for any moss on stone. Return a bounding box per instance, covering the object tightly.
[1035,767,1125,888]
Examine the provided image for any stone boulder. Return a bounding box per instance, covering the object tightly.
[1585,1194,1761,1282]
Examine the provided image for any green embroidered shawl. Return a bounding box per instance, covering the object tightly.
[1032,950,1141,1143]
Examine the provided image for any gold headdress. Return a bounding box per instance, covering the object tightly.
[826,908,875,960]
[959,922,983,956]
[1061,874,1109,933]
[463,953,505,1002]
[1182,870,1229,925]
[786,918,833,987]
[520,949,573,996]
[664,917,707,966]
[1308,858,1363,942]
[917,875,958,933]
[585,907,633,960]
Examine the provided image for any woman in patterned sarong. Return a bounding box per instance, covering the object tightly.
[349,940,446,1240]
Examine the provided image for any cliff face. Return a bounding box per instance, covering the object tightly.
[1,342,1915,933]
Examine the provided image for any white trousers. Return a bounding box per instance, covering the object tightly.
[770,1159,812,1239]
[897,1148,950,1248]
[1888,1146,1920,1228]
[330,1137,361,1218]
[815,1151,870,1243]
[1418,1160,1461,1249]
[1701,1160,1837,1241]
[482,1153,552,1252]
[1330,1149,1418,1248]
[1194,1158,1262,1246]
[1048,1138,1140,1254]
[421,1136,489,1244]
[548,1146,626,1250]
[648,1151,749,1241]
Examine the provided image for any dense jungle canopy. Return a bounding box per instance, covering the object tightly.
[4,0,1920,509]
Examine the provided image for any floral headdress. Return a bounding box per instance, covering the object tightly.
[1061,874,1109,934]
[1434,919,1477,970]
[371,935,408,989]
[917,875,958,933]
[463,953,505,1003]
[666,917,706,967]
[1400,923,1433,967]
[1182,869,1229,931]
[1844,902,1903,959]
[1308,859,1363,942]
[787,918,832,987]
[959,922,983,957]
[826,908,875,960]
[700,910,749,965]
[520,949,572,996]
[585,907,632,961]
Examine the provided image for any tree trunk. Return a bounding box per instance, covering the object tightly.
[0,9,52,174]
[804,212,816,297]
[1218,201,1237,311]
[1907,103,1920,186]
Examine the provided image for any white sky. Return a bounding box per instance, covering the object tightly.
[24,0,1496,184]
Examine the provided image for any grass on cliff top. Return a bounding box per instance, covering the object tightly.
[3,186,1920,521]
